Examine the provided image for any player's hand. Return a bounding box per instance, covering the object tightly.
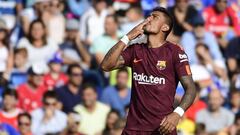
[159,112,181,134]
[126,17,151,40]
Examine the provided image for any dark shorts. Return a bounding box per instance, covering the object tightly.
[122,129,177,135]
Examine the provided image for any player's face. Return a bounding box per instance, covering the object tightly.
[143,11,166,35]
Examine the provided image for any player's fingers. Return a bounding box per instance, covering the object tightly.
[160,117,167,126]
[162,122,171,135]
[138,18,150,28]
[160,122,169,134]
[159,120,168,133]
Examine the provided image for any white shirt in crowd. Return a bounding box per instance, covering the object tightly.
[31,108,67,135]
[0,46,8,72]
[17,37,59,67]
[80,7,108,43]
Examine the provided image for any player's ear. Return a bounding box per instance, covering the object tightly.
[162,24,169,32]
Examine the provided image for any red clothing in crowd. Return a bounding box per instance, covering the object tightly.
[43,73,68,90]
[185,100,207,122]
[17,84,47,112]
[0,108,22,129]
[203,6,240,37]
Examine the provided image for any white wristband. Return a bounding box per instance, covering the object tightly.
[120,35,130,45]
[173,107,185,117]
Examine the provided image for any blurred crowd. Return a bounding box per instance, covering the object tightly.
[0,0,240,135]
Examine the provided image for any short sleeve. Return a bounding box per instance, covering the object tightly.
[173,46,192,78]
[121,45,135,67]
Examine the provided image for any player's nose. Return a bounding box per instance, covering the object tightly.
[146,15,153,22]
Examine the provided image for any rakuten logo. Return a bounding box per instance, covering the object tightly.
[133,72,166,85]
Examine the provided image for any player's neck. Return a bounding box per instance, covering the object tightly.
[148,34,166,48]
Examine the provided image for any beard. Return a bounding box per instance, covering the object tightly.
[143,25,158,35]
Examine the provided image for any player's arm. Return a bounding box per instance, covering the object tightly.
[179,75,197,111]
[101,19,150,71]
[100,42,127,71]
[159,75,196,134]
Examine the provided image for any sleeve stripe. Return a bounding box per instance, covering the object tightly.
[185,65,192,75]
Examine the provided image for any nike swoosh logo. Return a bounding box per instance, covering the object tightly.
[134,58,143,63]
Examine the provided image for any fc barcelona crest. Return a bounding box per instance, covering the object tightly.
[156,61,166,70]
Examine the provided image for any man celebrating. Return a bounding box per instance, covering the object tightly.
[101,7,197,134]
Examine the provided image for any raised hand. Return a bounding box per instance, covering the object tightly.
[126,18,151,40]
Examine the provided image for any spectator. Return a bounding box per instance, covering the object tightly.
[17,63,47,112]
[180,15,223,65]
[67,0,91,18]
[12,48,28,73]
[203,0,240,49]
[60,19,91,68]
[185,83,207,122]
[17,19,59,67]
[47,0,65,44]
[168,0,199,41]
[120,6,144,34]
[225,36,240,80]
[0,0,23,30]
[195,43,229,97]
[0,0,23,16]
[0,89,22,129]
[80,0,108,45]
[17,112,32,135]
[20,0,50,35]
[229,112,240,135]
[101,68,131,117]
[103,109,120,135]
[31,90,67,135]
[74,84,110,135]
[0,18,13,81]
[43,52,68,91]
[60,113,84,135]
[0,122,19,135]
[195,123,208,135]
[110,118,126,135]
[229,90,240,114]
[196,89,235,133]
[56,64,83,113]
[90,14,123,65]
[10,48,28,88]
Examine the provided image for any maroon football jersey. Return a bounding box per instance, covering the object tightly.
[121,41,191,131]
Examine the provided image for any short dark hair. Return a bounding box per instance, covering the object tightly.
[127,5,143,15]
[81,83,97,96]
[152,7,174,38]
[66,64,82,75]
[14,48,28,58]
[106,14,118,24]
[18,112,32,122]
[116,67,129,77]
[3,88,18,99]
[43,91,58,102]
